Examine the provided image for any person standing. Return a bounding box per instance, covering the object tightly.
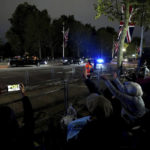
[101,72,146,124]
[84,60,93,79]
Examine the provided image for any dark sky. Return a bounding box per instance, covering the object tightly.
[0,0,149,45]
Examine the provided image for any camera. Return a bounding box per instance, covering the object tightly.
[8,84,20,92]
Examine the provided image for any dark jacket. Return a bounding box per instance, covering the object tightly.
[66,117,119,150]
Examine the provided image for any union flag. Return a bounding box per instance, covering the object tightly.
[118,21,135,43]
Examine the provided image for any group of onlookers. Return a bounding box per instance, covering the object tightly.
[1,61,150,149]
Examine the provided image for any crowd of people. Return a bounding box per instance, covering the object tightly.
[0,60,150,150]
[64,61,150,149]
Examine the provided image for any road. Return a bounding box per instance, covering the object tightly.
[0,64,84,87]
[0,61,137,88]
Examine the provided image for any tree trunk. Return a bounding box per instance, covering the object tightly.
[117,0,130,70]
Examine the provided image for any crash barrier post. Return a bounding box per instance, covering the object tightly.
[25,71,29,86]
[50,68,54,73]
[50,68,54,78]
[100,65,103,73]
[63,80,68,115]
[72,67,75,75]
[97,69,100,80]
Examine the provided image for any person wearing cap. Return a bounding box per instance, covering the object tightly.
[101,72,146,124]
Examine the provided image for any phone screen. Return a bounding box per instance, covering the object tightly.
[8,84,20,92]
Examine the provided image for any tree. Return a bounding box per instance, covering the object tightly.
[6,2,51,58]
[95,0,150,70]
[125,37,142,57]
[96,27,117,58]
[69,22,95,58]
[0,42,13,58]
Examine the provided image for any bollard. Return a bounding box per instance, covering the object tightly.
[64,80,68,115]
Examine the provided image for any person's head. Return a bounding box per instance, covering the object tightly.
[123,81,143,96]
[88,60,91,64]
[86,94,113,120]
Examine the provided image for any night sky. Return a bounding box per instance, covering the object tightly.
[0,0,149,45]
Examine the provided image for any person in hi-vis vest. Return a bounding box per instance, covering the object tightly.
[84,60,93,79]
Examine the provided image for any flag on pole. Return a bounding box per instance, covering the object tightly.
[112,5,135,57]
[117,5,135,43]
[118,21,135,43]
[112,41,119,58]
[114,41,119,53]
[64,28,69,47]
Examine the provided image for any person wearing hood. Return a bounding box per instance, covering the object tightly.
[101,72,146,124]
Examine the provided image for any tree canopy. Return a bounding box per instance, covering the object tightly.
[95,0,150,70]
[6,2,51,58]
[3,2,118,60]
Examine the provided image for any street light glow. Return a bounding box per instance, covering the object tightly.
[132,54,135,57]
[122,48,126,52]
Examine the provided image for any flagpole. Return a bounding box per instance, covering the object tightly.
[62,22,65,59]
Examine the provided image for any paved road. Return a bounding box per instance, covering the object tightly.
[0,61,137,88]
[0,64,85,87]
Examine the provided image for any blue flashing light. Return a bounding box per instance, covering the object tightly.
[97,58,104,64]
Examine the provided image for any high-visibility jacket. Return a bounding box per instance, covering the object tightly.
[85,63,93,76]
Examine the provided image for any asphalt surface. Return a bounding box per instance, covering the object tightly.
[0,63,85,86]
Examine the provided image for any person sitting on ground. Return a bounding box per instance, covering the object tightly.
[101,72,146,125]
